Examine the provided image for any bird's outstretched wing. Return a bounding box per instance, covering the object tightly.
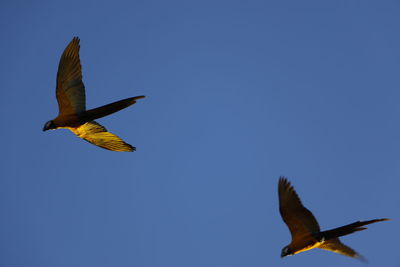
[56,37,86,115]
[69,121,134,152]
[318,238,366,262]
[278,177,320,239]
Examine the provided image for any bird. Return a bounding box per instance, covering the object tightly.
[43,37,145,152]
[278,177,389,261]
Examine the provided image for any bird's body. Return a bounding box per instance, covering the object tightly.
[278,177,389,261]
[43,37,145,151]
[286,232,322,255]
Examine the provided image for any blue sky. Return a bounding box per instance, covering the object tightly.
[1,1,399,266]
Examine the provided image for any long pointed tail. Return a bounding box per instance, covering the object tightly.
[82,95,145,122]
[317,218,390,241]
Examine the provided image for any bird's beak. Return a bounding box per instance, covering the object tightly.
[281,248,290,258]
[43,121,53,131]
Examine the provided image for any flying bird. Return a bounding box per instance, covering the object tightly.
[43,37,145,151]
[278,177,389,261]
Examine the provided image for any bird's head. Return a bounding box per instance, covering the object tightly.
[43,120,56,131]
[281,246,292,258]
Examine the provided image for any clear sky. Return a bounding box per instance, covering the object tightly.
[1,1,399,266]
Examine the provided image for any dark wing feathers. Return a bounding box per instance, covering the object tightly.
[278,177,320,239]
[56,37,86,115]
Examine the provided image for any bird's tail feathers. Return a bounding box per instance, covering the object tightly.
[83,95,145,121]
[317,218,390,241]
